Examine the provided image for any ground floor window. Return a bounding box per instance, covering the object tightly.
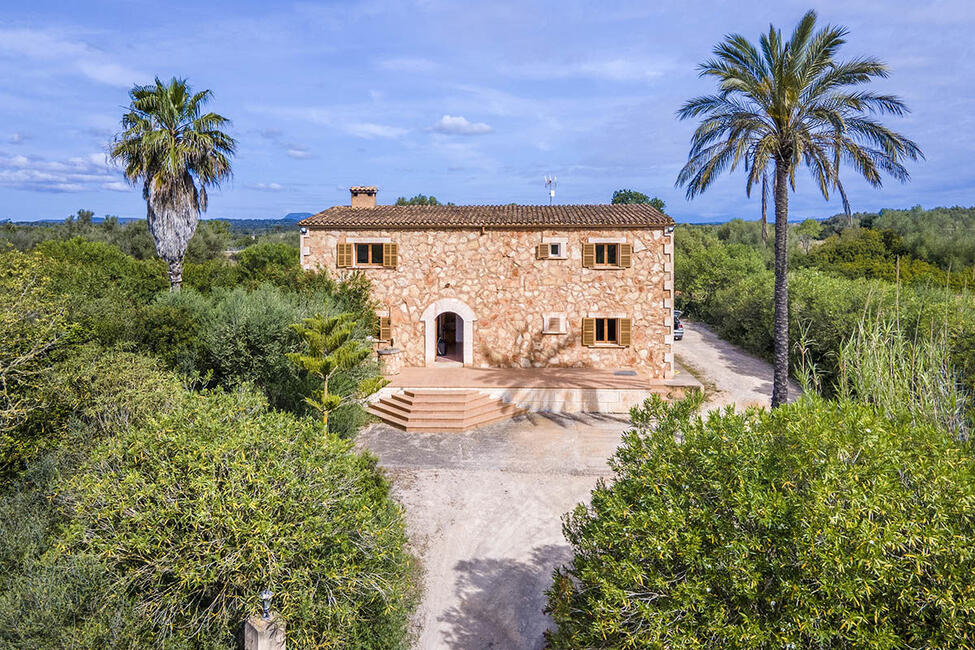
[583,316,632,347]
[594,318,617,344]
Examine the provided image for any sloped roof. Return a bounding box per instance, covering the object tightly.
[298,204,674,229]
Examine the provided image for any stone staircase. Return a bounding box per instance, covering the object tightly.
[367,389,527,432]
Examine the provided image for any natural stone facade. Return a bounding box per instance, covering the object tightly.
[301,225,675,379]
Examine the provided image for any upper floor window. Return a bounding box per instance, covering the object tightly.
[583,241,632,269]
[336,242,398,269]
[356,243,384,266]
[536,237,569,260]
[594,243,618,267]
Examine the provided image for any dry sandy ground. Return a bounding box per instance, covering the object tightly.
[356,322,795,649]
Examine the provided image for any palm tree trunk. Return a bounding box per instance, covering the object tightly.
[771,160,790,407]
[168,258,184,292]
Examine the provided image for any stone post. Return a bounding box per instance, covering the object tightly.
[243,614,286,650]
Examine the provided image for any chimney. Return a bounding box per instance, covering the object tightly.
[350,186,377,208]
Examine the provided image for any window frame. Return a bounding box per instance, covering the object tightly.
[593,243,620,268]
[539,236,569,260]
[354,242,385,267]
[593,317,619,344]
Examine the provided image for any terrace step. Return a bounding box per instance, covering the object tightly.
[367,389,527,432]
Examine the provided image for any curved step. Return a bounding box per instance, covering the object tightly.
[369,389,526,432]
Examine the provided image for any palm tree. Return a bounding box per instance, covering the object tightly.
[676,10,921,407]
[111,77,236,290]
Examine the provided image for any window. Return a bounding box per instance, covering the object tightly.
[542,312,567,335]
[536,238,568,260]
[356,243,384,266]
[582,242,631,269]
[594,243,618,267]
[582,317,632,347]
[337,242,398,268]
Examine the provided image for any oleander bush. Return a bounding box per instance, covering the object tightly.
[59,388,416,648]
[546,394,975,648]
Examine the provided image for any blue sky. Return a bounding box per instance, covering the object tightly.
[1,0,973,223]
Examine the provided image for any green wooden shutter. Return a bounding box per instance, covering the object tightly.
[619,243,632,268]
[582,318,595,346]
[618,318,632,346]
[582,243,595,268]
[383,242,398,268]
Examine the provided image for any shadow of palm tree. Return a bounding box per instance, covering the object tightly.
[438,544,570,649]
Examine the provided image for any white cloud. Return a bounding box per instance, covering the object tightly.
[102,181,130,192]
[431,114,493,135]
[377,57,439,73]
[252,182,285,191]
[0,27,145,87]
[344,122,408,139]
[506,58,671,82]
[77,60,143,87]
[0,151,123,193]
[8,132,28,145]
[286,147,314,159]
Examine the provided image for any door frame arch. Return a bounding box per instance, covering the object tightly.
[420,298,476,366]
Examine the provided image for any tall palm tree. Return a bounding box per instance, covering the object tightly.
[111,77,236,290]
[676,10,921,407]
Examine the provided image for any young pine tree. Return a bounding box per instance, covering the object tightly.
[287,313,387,432]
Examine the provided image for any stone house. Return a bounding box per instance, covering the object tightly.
[299,186,677,379]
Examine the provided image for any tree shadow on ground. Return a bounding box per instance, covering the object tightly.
[438,544,571,649]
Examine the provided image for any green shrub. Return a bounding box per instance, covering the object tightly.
[140,284,379,434]
[35,346,183,437]
[0,251,73,475]
[236,241,301,286]
[547,395,975,648]
[674,228,975,395]
[1,349,187,649]
[60,388,416,648]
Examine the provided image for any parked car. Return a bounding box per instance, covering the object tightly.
[673,310,684,341]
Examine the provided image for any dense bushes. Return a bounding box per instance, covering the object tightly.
[1,361,415,648]
[140,283,378,433]
[797,228,972,290]
[2,239,379,435]
[674,226,975,396]
[871,205,975,270]
[546,394,975,648]
[1,231,415,647]
[0,348,188,649]
[0,251,72,474]
[57,388,415,648]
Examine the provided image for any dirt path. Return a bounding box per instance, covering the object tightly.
[676,321,801,409]
[358,323,796,649]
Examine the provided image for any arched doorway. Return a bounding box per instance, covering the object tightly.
[435,312,463,363]
[421,298,476,366]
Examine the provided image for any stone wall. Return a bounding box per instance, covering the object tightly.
[300,227,675,378]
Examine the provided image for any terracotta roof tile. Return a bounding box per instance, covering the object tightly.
[298,204,674,229]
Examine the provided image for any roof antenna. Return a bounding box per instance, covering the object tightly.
[544,175,557,205]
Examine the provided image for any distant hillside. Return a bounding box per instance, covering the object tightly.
[3,212,312,235]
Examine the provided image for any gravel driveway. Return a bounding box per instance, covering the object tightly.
[357,321,795,649]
